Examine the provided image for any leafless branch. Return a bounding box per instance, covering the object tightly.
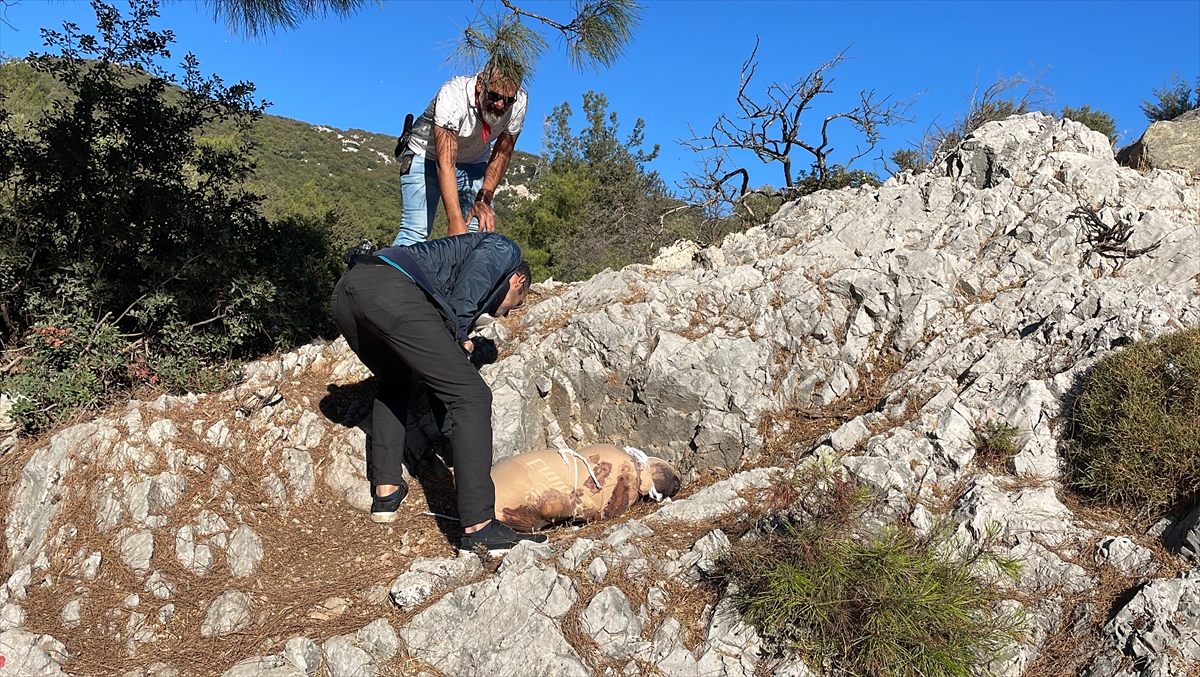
[678,39,916,234]
[1070,203,1161,261]
[499,0,569,31]
[0,0,19,32]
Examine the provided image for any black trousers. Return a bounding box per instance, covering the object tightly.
[331,263,496,526]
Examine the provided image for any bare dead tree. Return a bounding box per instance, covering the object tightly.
[1,0,20,31]
[678,39,918,221]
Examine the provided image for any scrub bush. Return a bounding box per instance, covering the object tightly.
[0,0,340,432]
[1065,327,1200,516]
[1060,104,1118,146]
[719,471,1023,677]
[1141,74,1199,122]
[974,421,1021,470]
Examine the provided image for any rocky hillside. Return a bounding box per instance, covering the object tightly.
[2,112,1199,676]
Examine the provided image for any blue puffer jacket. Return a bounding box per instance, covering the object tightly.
[373,233,523,343]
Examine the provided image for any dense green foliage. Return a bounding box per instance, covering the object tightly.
[497,91,695,281]
[1066,327,1200,516]
[0,1,341,432]
[1141,74,1200,122]
[1060,104,1118,146]
[720,470,1023,677]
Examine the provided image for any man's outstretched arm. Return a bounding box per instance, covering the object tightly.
[434,125,470,236]
[467,131,520,232]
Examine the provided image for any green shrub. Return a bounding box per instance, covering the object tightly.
[720,472,1022,677]
[1141,74,1199,122]
[0,0,341,433]
[974,421,1021,470]
[791,165,882,197]
[889,148,926,175]
[1066,327,1200,515]
[1060,104,1118,146]
[498,92,694,282]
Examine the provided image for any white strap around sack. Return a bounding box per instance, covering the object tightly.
[559,448,603,491]
[624,446,665,502]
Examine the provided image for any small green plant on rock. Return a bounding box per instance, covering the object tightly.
[1066,326,1200,516]
[1060,104,1118,146]
[719,468,1024,677]
[974,421,1021,470]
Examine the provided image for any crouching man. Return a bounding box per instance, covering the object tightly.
[331,232,546,553]
[492,445,682,531]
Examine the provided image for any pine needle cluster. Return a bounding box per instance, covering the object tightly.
[452,0,641,83]
[719,471,1024,677]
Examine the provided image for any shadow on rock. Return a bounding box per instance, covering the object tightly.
[320,377,380,428]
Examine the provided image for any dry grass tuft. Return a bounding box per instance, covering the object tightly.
[756,349,904,464]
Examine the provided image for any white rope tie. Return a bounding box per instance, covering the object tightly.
[421,511,459,522]
[624,446,665,502]
[559,448,603,491]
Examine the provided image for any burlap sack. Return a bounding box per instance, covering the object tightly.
[492,444,681,531]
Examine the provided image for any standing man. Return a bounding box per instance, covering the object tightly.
[332,232,546,553]
[393,61,527,246]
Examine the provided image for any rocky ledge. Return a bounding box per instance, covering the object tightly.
[2,112,1199,676]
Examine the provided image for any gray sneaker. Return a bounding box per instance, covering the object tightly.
[460,521,547,554]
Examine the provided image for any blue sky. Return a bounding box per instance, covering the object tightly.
[2,0,1198,192]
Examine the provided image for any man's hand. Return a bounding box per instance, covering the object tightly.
[466,201,496,233]
[462,339,474,354]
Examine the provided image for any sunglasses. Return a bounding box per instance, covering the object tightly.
[485,90,517,107]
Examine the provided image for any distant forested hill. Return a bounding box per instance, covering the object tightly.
[0,58,541,247]
[244,114,540,246]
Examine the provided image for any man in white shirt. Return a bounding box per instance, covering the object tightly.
[393,62,528,246]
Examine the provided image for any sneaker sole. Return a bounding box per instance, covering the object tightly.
[460,546,512,555]
[371,510,400,523]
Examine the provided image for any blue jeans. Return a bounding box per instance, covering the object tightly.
[394,152,487,246]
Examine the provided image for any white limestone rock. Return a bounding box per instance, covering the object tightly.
[648,469,777,524]
[116,528,154,575]
[581,586,647,660]
[0,628,68,675]
[283,637,321,674]
[558,538,597,571]
[228,525,264,578]
[1095,536,1156,577]
[200,590,252,637]
[220,655,303,677]
[281,448,316,503]
[389,552,482,610]
[60,599,82,628]
[399,563,583,677]
[1085,569,1200,674]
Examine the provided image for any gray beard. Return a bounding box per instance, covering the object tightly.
[480,106,504,127]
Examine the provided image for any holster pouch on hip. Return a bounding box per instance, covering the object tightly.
[343,239,376,267]
[394,112,415,174]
